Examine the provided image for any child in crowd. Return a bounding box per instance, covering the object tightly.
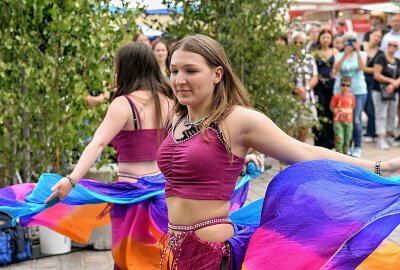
[330,76,355,154]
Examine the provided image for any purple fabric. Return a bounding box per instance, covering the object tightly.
[227,225,257,270]
[235,160,400,270]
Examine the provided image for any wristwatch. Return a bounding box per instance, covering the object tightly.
[305,85,311,91]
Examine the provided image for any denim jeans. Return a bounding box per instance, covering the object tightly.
[364,74,376,137]
[352,94,368,148]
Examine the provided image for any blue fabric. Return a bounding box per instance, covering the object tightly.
[0,164,261,227]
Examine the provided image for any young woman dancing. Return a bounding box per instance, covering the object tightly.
[157,34,400,270]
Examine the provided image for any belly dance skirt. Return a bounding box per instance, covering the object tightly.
[161,218,232,270]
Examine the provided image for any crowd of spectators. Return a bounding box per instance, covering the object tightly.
[87,12,400,160]
[280,11,400,158]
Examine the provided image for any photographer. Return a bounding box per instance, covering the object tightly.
[333,32,367,158]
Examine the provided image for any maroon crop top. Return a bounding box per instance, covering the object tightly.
[156,116,245,200]
[110,96,167,162]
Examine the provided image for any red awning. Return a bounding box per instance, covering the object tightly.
[336,0,388,3]
[288,4,361,19]
[288,1,392,20]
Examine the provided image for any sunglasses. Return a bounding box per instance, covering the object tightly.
[388,43,398,48]
[341,83,351,87]
[294,41,305,45]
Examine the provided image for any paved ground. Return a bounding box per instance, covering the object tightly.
[4,136,400,269]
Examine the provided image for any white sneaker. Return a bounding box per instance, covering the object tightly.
[364,136,376,143]
[347,148,353,156]
[386,137,400,147]
[376,139,390,150]
[352,147,362,158]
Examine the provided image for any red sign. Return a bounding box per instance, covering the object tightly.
[352,20,371,33]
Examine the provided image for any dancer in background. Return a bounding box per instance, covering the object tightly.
[51,42,172,269]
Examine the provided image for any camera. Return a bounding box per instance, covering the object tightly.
[346,38,357,47]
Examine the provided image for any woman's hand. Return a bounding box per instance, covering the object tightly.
[382,158,400,176]
[386,84,395,93]
[344,46,353,56]
[245,153,262,169]
[45,177,74,204]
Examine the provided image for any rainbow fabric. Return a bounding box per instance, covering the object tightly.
[1,160,400,269]
[228,160,400,270]
[0,163,260,269]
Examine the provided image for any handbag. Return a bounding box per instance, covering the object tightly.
[379,62,397,101]
[379,83,396,101]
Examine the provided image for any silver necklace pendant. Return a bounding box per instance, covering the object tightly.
[184,114,210,128]
[183,118,193,127]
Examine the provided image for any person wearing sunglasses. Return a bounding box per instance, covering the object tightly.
[330,76,355,154]
[333,32,367,158]
[287,31,319,143]
[372,37,400,150]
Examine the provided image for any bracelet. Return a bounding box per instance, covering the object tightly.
[66,175,76,188]
[375,160,381,176]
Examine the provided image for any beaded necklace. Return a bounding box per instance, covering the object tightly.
[183,114,210,128]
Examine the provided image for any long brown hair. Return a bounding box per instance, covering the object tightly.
[170,34,251,132]
[112,42,173,130]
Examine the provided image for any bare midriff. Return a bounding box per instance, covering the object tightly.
[166,196,234,242]
[117,160,160,182]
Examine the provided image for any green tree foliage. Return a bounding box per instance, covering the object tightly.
[159,0,313,132]
[0,0,142,185]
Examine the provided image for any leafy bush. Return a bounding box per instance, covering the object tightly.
[159,0,310,131]
[0,0,142,185]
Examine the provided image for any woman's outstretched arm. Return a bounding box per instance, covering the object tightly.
[227,107,399,176]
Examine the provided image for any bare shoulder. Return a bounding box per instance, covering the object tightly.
[224,106,268,134]
[225,106,267,125]
[107,96,131,115]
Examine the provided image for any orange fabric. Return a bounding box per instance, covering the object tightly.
[357,240,400,270]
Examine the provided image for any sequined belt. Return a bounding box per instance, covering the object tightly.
[168,218,233,232]
[116,171,160,180]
